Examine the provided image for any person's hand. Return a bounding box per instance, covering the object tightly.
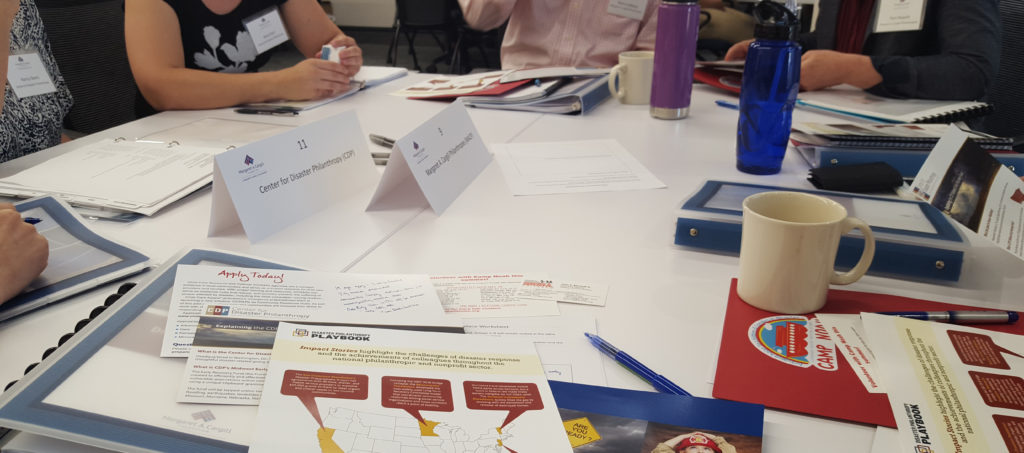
[276,58,352,101]
[800,49,882,91]
[724,38,754,61]
[317,34,363,77]
[0,204,48,304]
[708,433,737,453]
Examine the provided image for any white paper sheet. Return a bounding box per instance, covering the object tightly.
[462,315,606,385]
[429,273,560,318]
[491,139,666,195]
[815,313,886,393]
[162,265,460,357]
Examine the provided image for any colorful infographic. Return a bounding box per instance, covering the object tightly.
[249,323,573,453]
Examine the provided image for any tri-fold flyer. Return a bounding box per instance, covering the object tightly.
[249,323,573,452]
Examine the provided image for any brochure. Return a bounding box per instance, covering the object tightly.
[551,381,764,452]
[862,313,1024,453]
[162,265,461,357]
[249,323,573,452]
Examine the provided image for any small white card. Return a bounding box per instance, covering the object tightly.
[209,111,378,242]
[6,52,57,98]
[515,278,608,307]
[815,313,886,393]
[244,7,289,54]
[607,0,648,21]
[430,273,561,318]
[367,101,491,214]
[874,0,926,33]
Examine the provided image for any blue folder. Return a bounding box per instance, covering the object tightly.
[674,181,966,283]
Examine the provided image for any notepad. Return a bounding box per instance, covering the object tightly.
[796,86,992,124]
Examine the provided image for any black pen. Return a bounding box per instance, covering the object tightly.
[369,133,395,148]
[234,107,300,116]
[23,217,42,225]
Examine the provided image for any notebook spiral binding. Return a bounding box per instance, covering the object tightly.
[3,282,137,393]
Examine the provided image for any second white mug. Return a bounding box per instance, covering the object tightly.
[608,50,654,105]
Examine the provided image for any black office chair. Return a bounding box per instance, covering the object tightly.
[978,0,1024,149]
[36,0,140,135]
[387,0,458,73]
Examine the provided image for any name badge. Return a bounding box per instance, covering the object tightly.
[367,101,491,214]
[874,0,927,33]
[607,0,647,21]
[209,111,378,242]
[6,52,57,98]
[244,7,290,55]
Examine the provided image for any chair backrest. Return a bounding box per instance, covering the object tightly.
[395,0,452,27]
[979,0,1024,141]
[36,0,140,135]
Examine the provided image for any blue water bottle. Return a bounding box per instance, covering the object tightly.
[735,1,801,175]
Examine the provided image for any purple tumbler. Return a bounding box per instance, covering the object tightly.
[650,0,701,120]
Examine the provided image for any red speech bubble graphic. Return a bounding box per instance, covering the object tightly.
[280,370,369,427]
[994,414,1024,453]
[381,376,455,424]
[969,371,1024,411]
[947,331,1024,370]
[463,381,544,429]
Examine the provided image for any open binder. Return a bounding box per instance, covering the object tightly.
[0,249,300,453]
[674,180,967,283]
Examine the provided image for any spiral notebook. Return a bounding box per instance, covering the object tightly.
[796,86,992,124]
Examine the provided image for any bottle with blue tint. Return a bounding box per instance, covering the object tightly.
[736,1,801,175]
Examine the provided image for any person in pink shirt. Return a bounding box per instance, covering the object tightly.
[458,0,661,69]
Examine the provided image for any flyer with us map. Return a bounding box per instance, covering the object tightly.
[249,322,573,453]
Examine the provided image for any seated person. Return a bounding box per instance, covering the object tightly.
[724,0,999,101]
[125,0,363,111]
[458,0,660,69]
[1,0,73,163]
[0,203,48,305]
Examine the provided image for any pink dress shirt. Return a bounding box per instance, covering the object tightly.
[459,0,660,69]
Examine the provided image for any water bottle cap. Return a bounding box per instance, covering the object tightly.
[752,0,799,41]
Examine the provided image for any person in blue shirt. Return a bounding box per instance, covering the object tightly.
[0,203,47,305]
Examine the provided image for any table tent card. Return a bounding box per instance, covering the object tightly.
[209,111,378,242]
[367,101,491,214]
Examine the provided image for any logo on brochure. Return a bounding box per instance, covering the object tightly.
[244,155,255,165]
[205,305,230,316]
[192,410,216,423]
[915,446,933,453]
[748,316,838,371]
[1012,189,1024,204]
[293,328,309,337]
[413,141,420,150]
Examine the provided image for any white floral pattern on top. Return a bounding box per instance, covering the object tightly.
[193,26,258,73]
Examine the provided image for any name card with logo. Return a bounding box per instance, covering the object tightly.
[367,101,491,214]
[6,52,57,98]
[209,111,378,241]
[874,0,926,33]
[244,7,290,54]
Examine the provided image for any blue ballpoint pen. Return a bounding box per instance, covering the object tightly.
[584,333,691,396]
[715,99,739,110]
[23,217,42,225]
[878,310,1019,325]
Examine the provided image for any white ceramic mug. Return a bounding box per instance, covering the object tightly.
[607,50,654,105]
[737,191,876,314]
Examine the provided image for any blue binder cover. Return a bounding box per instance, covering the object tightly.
[0,249,300,453]
[3,196,150,322]
[674,181,966,283]
[796,145,1024,178]
[550,381,764,444]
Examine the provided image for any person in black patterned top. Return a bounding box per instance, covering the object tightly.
[1,0,72,162]
[125,0,363,110]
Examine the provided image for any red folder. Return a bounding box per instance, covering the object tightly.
[713,279,1024,427]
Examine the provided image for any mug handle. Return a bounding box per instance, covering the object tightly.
[830,216,875,285]
[608,64,626,100]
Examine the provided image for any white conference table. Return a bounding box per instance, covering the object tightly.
[1,75,1022,452]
